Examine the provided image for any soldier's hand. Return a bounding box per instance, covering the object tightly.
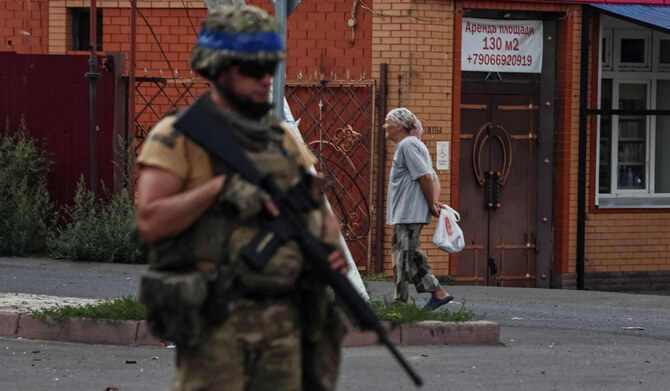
[328,250,349,275]
[264,200,279,217]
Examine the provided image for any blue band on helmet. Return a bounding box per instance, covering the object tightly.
[196,29,284,53]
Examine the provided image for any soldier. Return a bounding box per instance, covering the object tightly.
[135,4,347,391]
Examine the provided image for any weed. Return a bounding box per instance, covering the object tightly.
[0,117,54,255]
[370,298,480,323]
[49,177,144,263]
[29,296,146,326]
[363,273,390,282]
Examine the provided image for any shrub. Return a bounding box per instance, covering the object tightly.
[50,177,144,263]
[0,118,54,255]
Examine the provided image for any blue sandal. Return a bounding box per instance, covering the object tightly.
[424,295,454,310]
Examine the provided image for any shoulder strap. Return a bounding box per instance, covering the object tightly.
[173,95,266,191]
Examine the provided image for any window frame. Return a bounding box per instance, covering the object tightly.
[613,29,651,71]
[70,7,103,52]
[601,29,613,71]
[596,16,670,208]
[652,32,670,72]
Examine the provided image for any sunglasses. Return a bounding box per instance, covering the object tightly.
[236,61,278,79]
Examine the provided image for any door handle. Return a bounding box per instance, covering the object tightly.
[484,171,502,209]
[472,122,513,186]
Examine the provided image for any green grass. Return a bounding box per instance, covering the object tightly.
[29,296,146,326]
[370,299,480,323]
[29,295,479,326]
[362,273,390,282]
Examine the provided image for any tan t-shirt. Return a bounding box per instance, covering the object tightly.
[137,115,317,189]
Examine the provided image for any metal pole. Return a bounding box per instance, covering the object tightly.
[128,0,137,182]
[375,63,388,274]
[86,0,100,197]
[577,6,590,290]
[271,0,287,120]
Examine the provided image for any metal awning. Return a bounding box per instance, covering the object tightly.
[591,4,670,35]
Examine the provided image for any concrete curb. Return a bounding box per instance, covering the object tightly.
[0,311,499,347]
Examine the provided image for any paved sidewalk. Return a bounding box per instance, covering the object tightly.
[0,258,499,347]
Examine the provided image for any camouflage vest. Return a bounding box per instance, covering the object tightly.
[146,123,324,297]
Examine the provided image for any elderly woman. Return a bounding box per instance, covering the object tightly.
[384,108,454,310]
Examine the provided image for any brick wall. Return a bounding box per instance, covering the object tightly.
[24,0,372,136]
[556,5,582,277]
[32,0,371,79]
[585,214,670,273]
[0,0,49,54]
[372,0,456,277]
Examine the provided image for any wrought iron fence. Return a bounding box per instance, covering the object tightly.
[286,80,375,271]
[127,77,375,270]
[130,76,209,153]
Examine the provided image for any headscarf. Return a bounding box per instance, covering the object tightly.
[385,107,424,140]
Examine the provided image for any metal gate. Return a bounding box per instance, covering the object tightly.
[129,78,375,271]
[0,52,118,207]
[285,80,375,272]
[130,76,209,154]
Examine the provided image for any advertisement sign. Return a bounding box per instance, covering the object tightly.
[461,18,543,73]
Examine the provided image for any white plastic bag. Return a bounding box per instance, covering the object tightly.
[433,205,465,253]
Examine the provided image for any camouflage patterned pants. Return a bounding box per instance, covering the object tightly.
[172,299,302,391]
[391,223,441,303]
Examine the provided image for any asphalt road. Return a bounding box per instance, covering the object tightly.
[2,257,670,390]
[0,257,145,299]
[2,326,669,390]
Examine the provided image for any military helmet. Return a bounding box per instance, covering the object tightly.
[190,4,286,80]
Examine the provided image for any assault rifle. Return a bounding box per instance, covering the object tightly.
[174,96,424,387]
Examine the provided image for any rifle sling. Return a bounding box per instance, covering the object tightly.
[173,95,300,270]
[173,95,268,193]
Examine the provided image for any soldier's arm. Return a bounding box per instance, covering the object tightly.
[136,166,225,243]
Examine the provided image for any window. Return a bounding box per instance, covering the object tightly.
[614,30,650,71]
[597,17,670,208]
[614,82,648,191]
[599,81,650,195]
[71,8,103,51]
[654,80,670,193]
[653,33,670,72]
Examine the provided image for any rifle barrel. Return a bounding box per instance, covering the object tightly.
[380,336,424,386]
[298,233,424,387]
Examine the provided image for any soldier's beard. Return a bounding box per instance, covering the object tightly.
[214,81,273,120]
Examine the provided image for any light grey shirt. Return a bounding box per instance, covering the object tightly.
[386,136,436,225]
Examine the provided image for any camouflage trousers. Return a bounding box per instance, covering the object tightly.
[391,223,441,303]
[172,298,302,391]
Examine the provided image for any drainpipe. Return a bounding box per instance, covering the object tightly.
[576,5,590,290]
[375,63,388,273]
[86,0,100,198]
